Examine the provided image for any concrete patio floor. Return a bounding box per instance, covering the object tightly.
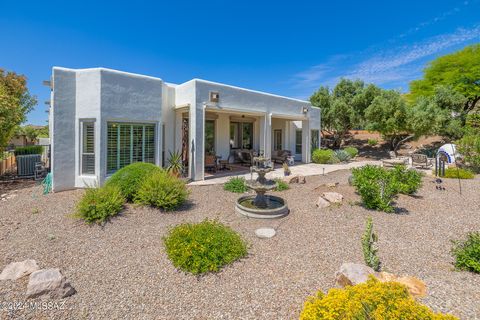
[188,160,382,185]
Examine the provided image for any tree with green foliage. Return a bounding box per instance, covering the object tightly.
[0,69,37,151]
[310,79,381,147]
[409,44,480,113]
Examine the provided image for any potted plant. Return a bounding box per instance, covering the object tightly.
[282,162,291,176]
[167,150,183,177]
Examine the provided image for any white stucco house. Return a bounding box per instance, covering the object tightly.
[47,67,321,191]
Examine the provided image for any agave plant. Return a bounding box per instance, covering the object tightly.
[167,150,183,177]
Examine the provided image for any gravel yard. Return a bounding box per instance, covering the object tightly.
[1,170,479,319]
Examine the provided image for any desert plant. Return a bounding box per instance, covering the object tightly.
[451,232,480,273]
[312,149,339,164]
[443,167,475,179]
[14,145,43,156]
[390,165,423,194]
[166,150,183,177]
[134,170,189,211]
[106,162,162,201]
[163,220,248,275]
[343,146,359,158]
[224,177,247,193]
[362,217,380,271]
[334,149,351,162]
[274,178,290,191]
[300,277,458,320]
[75,185,125,224]
[367,138,378,146]
[351,165,399,213]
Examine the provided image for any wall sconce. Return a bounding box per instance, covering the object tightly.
[302,106,309,114]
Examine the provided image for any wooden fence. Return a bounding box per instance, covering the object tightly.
[0,153,16,175]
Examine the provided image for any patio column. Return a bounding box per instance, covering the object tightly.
[189,102,205,181]
[259,113,272,158]
[302,119,310,163]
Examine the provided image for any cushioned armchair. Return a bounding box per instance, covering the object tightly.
[271,150,292,164]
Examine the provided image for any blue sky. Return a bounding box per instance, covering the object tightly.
[1,0,479,125]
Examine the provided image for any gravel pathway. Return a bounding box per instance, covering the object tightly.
[0,171,479,319]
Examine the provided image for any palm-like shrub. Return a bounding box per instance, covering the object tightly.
[344,146,359,158]
[312,149,339,164]
[224,177,247,193]
[451,232,480,273]
[134,170,188,211]
[106,162,162,201]
[163,220,248,274]
[75,185,125,224]
[300,277,457,320]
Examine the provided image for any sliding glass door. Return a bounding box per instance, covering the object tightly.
[230,122,253,150]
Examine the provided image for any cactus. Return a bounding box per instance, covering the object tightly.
[362,217,380,271]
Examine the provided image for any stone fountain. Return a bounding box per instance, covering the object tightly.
[235,157,289,219]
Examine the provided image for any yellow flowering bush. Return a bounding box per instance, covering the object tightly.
[300,277,458,320]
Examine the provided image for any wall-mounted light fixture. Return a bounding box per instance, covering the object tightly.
[209,91,219,103]
[302,106,309,114]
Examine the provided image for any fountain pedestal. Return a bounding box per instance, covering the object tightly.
[235,157,289,219]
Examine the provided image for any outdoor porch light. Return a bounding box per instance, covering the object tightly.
[302,106,309,114]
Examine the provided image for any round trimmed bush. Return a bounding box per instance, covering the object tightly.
[106,162,162,201]
[344,146,359,158]
[164,220,248,275]
[300,277,457,320]
[134,170,189,211]
[312,149,339,164]
[75,185,125,224]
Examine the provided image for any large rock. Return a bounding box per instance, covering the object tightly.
[298,175,306,184]
[255,227,276,239]
[283,175,299,184]
[0,260,39,281]
[376,272,427,298]
[26,269,76,299]
[335,263,375,287]
[322,192,343,203]
[316,196,331,208]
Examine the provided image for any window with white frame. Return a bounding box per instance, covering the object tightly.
[107,122,155,174]
[81,121,95,175]
[273,129,282,151]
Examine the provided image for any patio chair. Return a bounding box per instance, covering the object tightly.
[411,153,433,169]
[218,154,233,171]
[271,150,292,164]
[236,150,253,166]
[205,155,217,173]
[382,151,409,168]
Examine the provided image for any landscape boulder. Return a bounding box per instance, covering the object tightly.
[283,175,299,184]
[0,260,39,281]
[322,192,343,203]
[326,182,339,188]
[335,263,375,287]
[316,196,331,208]
[26,268,76,299]
[376,272,427,298]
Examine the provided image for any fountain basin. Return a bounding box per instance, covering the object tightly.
[235,195,289,219]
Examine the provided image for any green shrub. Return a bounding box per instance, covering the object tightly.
[443,167,475,179]
[163,220,248,274]
[456,133,480,172]
[106,162,162,201]
[274,178,290,191]
[75,185,125,224]
[367,138,378,146]
[14,145,43,156]
[351,165,399,213]
[134,170,188,211]
[344,146,359,158]
[390,165,423,194]
[334,149,351,162]
[312,149,339,164]
[362,217,380,271]
[224,177,247,193]
[451,232,480,273]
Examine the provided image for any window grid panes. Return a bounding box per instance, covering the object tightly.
[107,123,155,174]
[81,122,95,175]
[295,129,302,155]
[273,129,282,151]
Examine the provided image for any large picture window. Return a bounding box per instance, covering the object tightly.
[230,122,253,149]
[107,122,155,174]
[81,121,95,175]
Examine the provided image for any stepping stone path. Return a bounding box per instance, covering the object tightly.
[0,260,39,280]
[255,227,276,239]
[26,268,76,299]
